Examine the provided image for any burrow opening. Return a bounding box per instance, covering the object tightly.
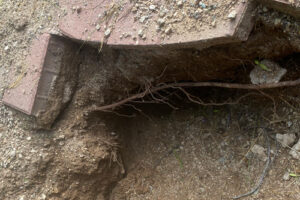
[77,50,300,199]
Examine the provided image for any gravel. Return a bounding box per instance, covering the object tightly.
[0,0,62,199]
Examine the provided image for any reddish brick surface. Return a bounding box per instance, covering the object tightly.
[3,34,51,115]
[3,34,80,119]
[59,0,255,49]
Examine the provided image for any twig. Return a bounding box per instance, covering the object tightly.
[278,95,299,111]
[88,79,300,112]
[124,104,153,121]
[148,90,178,110]
[238,129,263,165]
[233,131,273,199]
[101,110,136,118]
[156,65,169,80]
[177,87,262,106]
[257,90,277,118]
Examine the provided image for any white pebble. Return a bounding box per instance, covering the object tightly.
[149,5,156,11]
[228,10,237,19]
[95,24,101,31]
[104,28,111,37]
[282,172,291,181]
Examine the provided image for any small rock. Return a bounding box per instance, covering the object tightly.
[250,59,287,84]
[58,135,65,140]
[157,18,165,27]
[40,194,47,200]
[274,18,281,26]
[159,11,166,18]
[9,150,16,158]
[72,6,82,14]
[110,132,117,136]
[251,144,267,161]
[132,7,137,13]
[177,1,183,7]
[149,5,156,11]
[282,172,291,181]
[289,139,300,160]
[193,10,201,19]
[138,29,144,37]
[156,25,161,32]
[104,28,111,37]
[139,16,148,23]
[26,136,31,141]
[4,46,9,51]
[95,24,101,31]
[228,10,237,19]
[287,121,293,127]
[165,27,172,35]
[199,2,206,9]
[211,20,216,27]
[14,17,28,31]
[276,133,296,147]
[199,187,205,193]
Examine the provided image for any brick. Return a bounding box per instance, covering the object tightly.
[3,34,51,115]
[3,34,80,127]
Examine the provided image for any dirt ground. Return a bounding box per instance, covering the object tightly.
[0,0,300,200]
[109,92,300,200]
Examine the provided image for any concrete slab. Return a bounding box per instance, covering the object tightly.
[3,34,51,115]
[3,34,80,125]
[59,0,256,49]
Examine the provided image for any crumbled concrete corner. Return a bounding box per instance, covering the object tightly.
[33,35,81,128]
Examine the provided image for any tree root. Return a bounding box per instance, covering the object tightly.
[87,79,300,112]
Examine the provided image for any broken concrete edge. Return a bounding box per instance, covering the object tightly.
[62,33,242,51]
[233,0,257,41]
[59,23,244,50]
[2,33,51,115]
[34,35,81,128]
[257,0,300,18]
